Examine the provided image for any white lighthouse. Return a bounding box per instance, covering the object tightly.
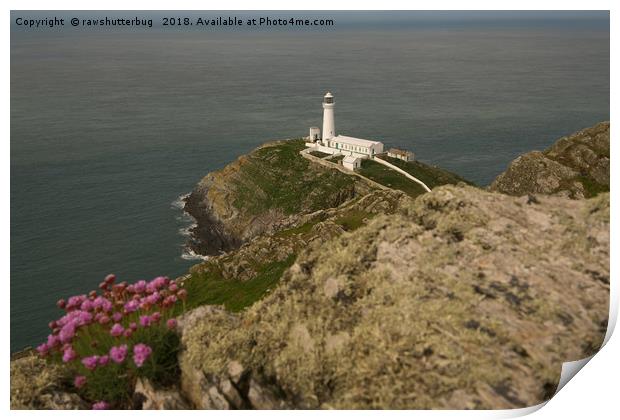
[304,92,385,172]
[322,92,335,145]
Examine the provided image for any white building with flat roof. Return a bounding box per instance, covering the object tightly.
[326,135,383,158]
[306,92,384,169]
[342,155,362,171]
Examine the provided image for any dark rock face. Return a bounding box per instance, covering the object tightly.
[490,122,609,198]
[184,187,243,255]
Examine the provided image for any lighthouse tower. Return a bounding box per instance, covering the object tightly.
[322,92,335,145]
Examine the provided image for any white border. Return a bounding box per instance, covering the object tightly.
[4,2,616,419]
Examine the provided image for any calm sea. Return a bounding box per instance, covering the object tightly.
[10,12,609,351]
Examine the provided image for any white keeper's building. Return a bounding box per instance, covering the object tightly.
[306,92,384,168]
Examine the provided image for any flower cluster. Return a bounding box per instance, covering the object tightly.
[37,274,186,409]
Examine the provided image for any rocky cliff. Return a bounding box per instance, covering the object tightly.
[177,185,609,409]
[184,140,373,255]
[490,122,609,198]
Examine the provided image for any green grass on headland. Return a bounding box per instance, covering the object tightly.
[184,255,296,312]
[334,209,373,231]
[382,156,474,189]
[231,140,357,215]
[359,160,428,198]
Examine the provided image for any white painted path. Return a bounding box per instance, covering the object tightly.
[372,157,432,192]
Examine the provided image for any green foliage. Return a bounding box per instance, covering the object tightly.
[231,140,357,215]
[334,209,373,231]
[359,160,428,198]
[81,362,132,405]
[382,156,474,189]
[185,254,297,312]
[130,329,181,387]
[576,175,608,198]
[276,221,317,238]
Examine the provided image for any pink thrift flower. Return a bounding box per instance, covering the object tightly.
[104,274,116,284]
[132,343,152,367]
[163,295,177,308]
[166,318,177,330]
[36,343,49,356]
[177,289,187,301]
[48,320,58,330]
[146,292,161,305]
[101,299,113,313]
[66,294,87,310]
[134,280,147,294]
[47,334,60,348]
[62,346,77,362]
[92,401,109,410]
[110,323,124,337]
[56,298,66,309]
[98,315,110,325]
[109,344,128,363]
[77,311,93,326]
[151,312,161,323]
[129,322,138,331]
[98,355,110,366]
[124,300,139,313]
[80,299,94,312]
[149,276,167,290]
[112,312,122,322]
[113,283,127,294]
[139,315,151,328]
[93,296,106,309]
[59,323,76,343]
[169,283,179,293]
[74,375,87,389]
[123,329,133,338]
[81,355,99,370]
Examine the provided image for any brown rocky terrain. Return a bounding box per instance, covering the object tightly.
[490,122,609,198]
[176,186,609,409]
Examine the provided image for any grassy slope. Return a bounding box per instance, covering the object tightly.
[359,157,473,199]
[185,255,297,312]
[382,156,473,189]
[231,140,357,215]
[359,160,428,198]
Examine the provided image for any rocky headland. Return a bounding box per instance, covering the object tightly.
[490,122,609,198]
[11,123,610,409]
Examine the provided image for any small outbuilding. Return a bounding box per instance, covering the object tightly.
[342,155,362,171]
[387,148,414,162]
[309,127,321,142]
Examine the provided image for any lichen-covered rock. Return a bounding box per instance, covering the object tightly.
[10,353,87,409]
[181,185,609,409]
[490,121,609,198]
[133,378,191,409]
